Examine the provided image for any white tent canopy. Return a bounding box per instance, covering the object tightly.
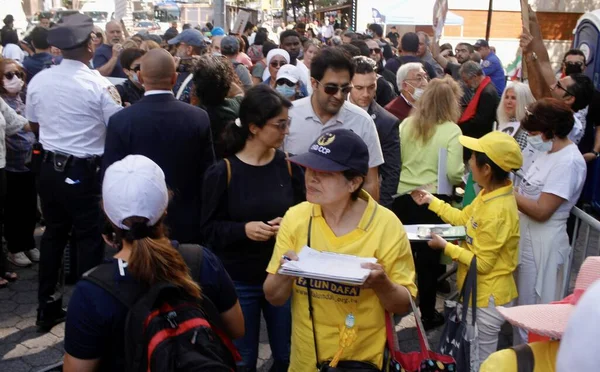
[374,0,464,26]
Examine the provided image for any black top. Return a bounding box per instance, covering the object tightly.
[460,82,499,160]
[64,248,238,372]
[116,79,144,106]
[384,55,437,79]
[200,150,305,283]
[376,76,397,107]
[103,93,216,244]
[580,90,600,154]
[445,62,474,108]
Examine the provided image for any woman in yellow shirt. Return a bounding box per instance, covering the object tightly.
[393,75,464,331]
[411,131,523,364]
[264,129,417,372]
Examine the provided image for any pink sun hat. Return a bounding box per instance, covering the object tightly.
[497,256,600,340]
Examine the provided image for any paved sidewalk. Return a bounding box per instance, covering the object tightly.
[1,222,597,371]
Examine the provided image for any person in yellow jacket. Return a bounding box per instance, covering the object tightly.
[411,131,523,364]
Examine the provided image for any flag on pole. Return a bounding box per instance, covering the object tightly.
[506,53,522,81]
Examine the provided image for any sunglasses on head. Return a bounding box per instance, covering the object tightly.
[270,61,287,68]
[317,81,353,95]
[4,71,22,80]
[277,79,295,87]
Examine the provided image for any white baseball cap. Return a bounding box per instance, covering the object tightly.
[276,64,301,84]
[102,155,169,230]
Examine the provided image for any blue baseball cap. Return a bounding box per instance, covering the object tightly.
[167,29,207,47]
[288,129,369,175]
[211,27,225,36]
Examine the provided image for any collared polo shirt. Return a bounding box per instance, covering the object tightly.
[284,96,384,168]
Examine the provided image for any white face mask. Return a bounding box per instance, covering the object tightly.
[527,134,553,152]
[3,75,23,94]
[406,83,424,101]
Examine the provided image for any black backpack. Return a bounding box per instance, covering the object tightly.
[83,244,239,372]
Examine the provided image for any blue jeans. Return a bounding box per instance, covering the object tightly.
[233,282,291,372]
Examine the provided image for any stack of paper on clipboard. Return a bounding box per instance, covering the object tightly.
[278,246,377,285]
[404,224,466,241]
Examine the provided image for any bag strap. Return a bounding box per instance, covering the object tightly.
[176,73,194,100]
[285,151,292,177]
[224,158,232,187]
[224,154,291,189]
[385,289,430,360]
[82,262,142,309]
[512,344,535,372]
[178,243,205,282]
[459,257,478,326]
[305,216,321,369]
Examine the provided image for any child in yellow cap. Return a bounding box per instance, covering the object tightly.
[411,131,523,367]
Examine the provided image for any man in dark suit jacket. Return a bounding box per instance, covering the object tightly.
[103,49,215,243]
[349,56,401,208]
[457,61,500,161]
[368,101,401,208]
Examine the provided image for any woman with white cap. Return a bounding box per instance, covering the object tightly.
[275,64,308,101]
[262,48,290,89]
[63,155,244,371]
[411,131,523,365]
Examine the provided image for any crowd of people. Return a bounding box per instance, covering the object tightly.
[0,6,598,372]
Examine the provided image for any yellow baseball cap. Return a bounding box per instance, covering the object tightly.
[459,131,523,172]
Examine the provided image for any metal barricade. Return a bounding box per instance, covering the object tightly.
[563,207,600,298]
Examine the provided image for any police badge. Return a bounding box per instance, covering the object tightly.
[107,85,122,106]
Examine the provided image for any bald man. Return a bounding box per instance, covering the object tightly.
[93,20,127,78]
[103,48,216,243]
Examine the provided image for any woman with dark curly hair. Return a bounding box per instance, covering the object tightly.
[193,54,244,159]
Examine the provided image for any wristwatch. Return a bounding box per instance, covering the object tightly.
[527,52,538,62]
[593,151,600,158]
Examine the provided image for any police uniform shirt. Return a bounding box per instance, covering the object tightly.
[26,59,123,158]
[481,52,506,97]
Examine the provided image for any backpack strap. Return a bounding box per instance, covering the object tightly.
[512,344,535,372]
[82,262,143,309]
[176,73,194,100]
[223,158,232,187]
[224,153,290,189]
[178,244,205,283]
[284,152,292,177]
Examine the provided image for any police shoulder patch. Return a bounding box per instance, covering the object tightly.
[482,60,491,68]
[107,85,122,106]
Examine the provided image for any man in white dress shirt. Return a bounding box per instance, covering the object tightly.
[26,13,122,332]
[284,47,384,200]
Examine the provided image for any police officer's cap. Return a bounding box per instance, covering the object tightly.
[48,13,94,50]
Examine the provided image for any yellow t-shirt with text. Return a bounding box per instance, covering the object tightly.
[266,191,417,372]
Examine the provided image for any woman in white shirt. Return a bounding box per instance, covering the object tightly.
[1,30,26,65]
[514,98,586,344]
[496,81,535,150]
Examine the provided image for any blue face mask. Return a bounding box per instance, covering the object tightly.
[131,72,139,84]
[276,84,296,98]
[527,134,553,152]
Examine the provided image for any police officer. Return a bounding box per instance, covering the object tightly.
[25,13,123,331]
[474,39,506,97]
